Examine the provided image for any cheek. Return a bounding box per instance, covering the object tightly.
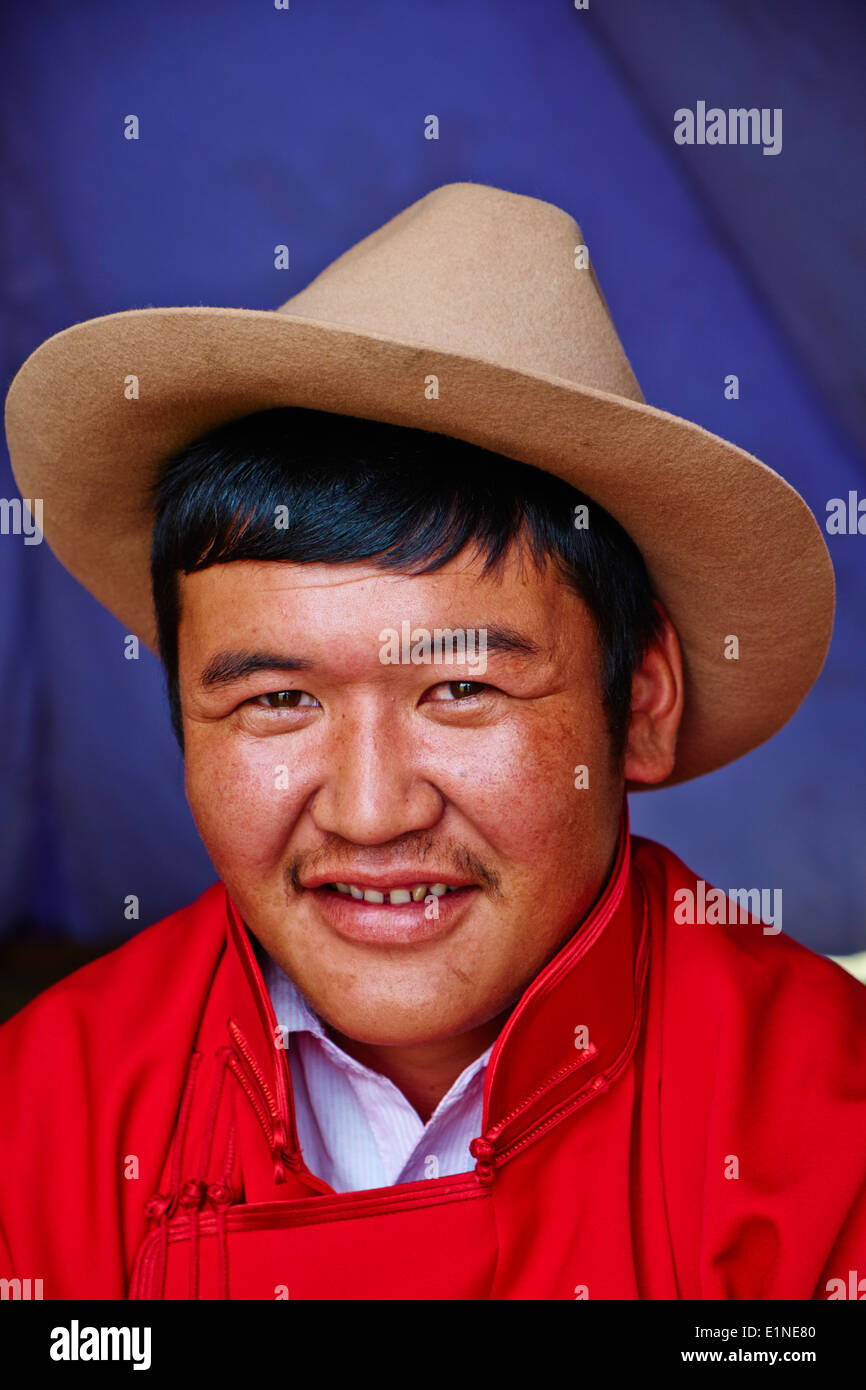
[183,727,304,872]
[445,702,613,866]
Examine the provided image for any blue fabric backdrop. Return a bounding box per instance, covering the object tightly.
[1,0,863,950]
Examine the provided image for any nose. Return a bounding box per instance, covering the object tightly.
[309,704,445,845]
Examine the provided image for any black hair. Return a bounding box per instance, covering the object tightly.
[149,406,662,758]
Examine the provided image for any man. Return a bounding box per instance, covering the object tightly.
[2,182,865,1300]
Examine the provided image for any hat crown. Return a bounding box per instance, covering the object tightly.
[278,182,645,404]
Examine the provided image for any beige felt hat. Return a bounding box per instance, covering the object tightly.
[4,180,834,787]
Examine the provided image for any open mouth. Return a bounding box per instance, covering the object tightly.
[323,882,462,904]
[302,871,478,944]
[306,877,476,944]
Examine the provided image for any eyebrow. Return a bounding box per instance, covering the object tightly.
[199,650,314,690]
[480,625,542,656]
[198,625,543,690]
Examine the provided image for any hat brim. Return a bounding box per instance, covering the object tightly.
[4,305,835,788]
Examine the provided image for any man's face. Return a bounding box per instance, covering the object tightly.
[178,544,625,1046]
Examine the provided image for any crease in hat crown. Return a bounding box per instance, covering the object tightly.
[274,182,646,404]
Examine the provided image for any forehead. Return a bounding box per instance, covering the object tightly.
[176,547,594,663]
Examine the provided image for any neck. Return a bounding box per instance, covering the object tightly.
[323,1010,514,1123]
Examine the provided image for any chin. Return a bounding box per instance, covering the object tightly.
[314,996,478,1048]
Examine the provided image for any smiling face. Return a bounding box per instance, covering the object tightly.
[178,544,627,1047]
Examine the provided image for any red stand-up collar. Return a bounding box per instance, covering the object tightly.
[223,803,647,1192]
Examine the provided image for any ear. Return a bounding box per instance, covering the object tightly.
[623,601,684,786]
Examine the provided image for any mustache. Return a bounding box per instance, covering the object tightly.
[286,832,502,897]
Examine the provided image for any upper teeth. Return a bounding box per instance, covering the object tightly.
[332,882,457,904]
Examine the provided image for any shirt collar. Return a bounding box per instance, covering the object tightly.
[262,957,325,1041]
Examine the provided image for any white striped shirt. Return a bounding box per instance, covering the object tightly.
[262,955,493,1194]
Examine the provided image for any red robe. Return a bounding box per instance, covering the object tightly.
[1,824,865,1300]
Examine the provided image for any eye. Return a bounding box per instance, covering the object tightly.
[424,680,490,702]
[253,690,320,710]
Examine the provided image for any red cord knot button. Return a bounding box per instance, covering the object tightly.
[179,1178,207,1210]
[470,1136,497,1182]
[206,1179,234,1207]
[144,1192,174,1222]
